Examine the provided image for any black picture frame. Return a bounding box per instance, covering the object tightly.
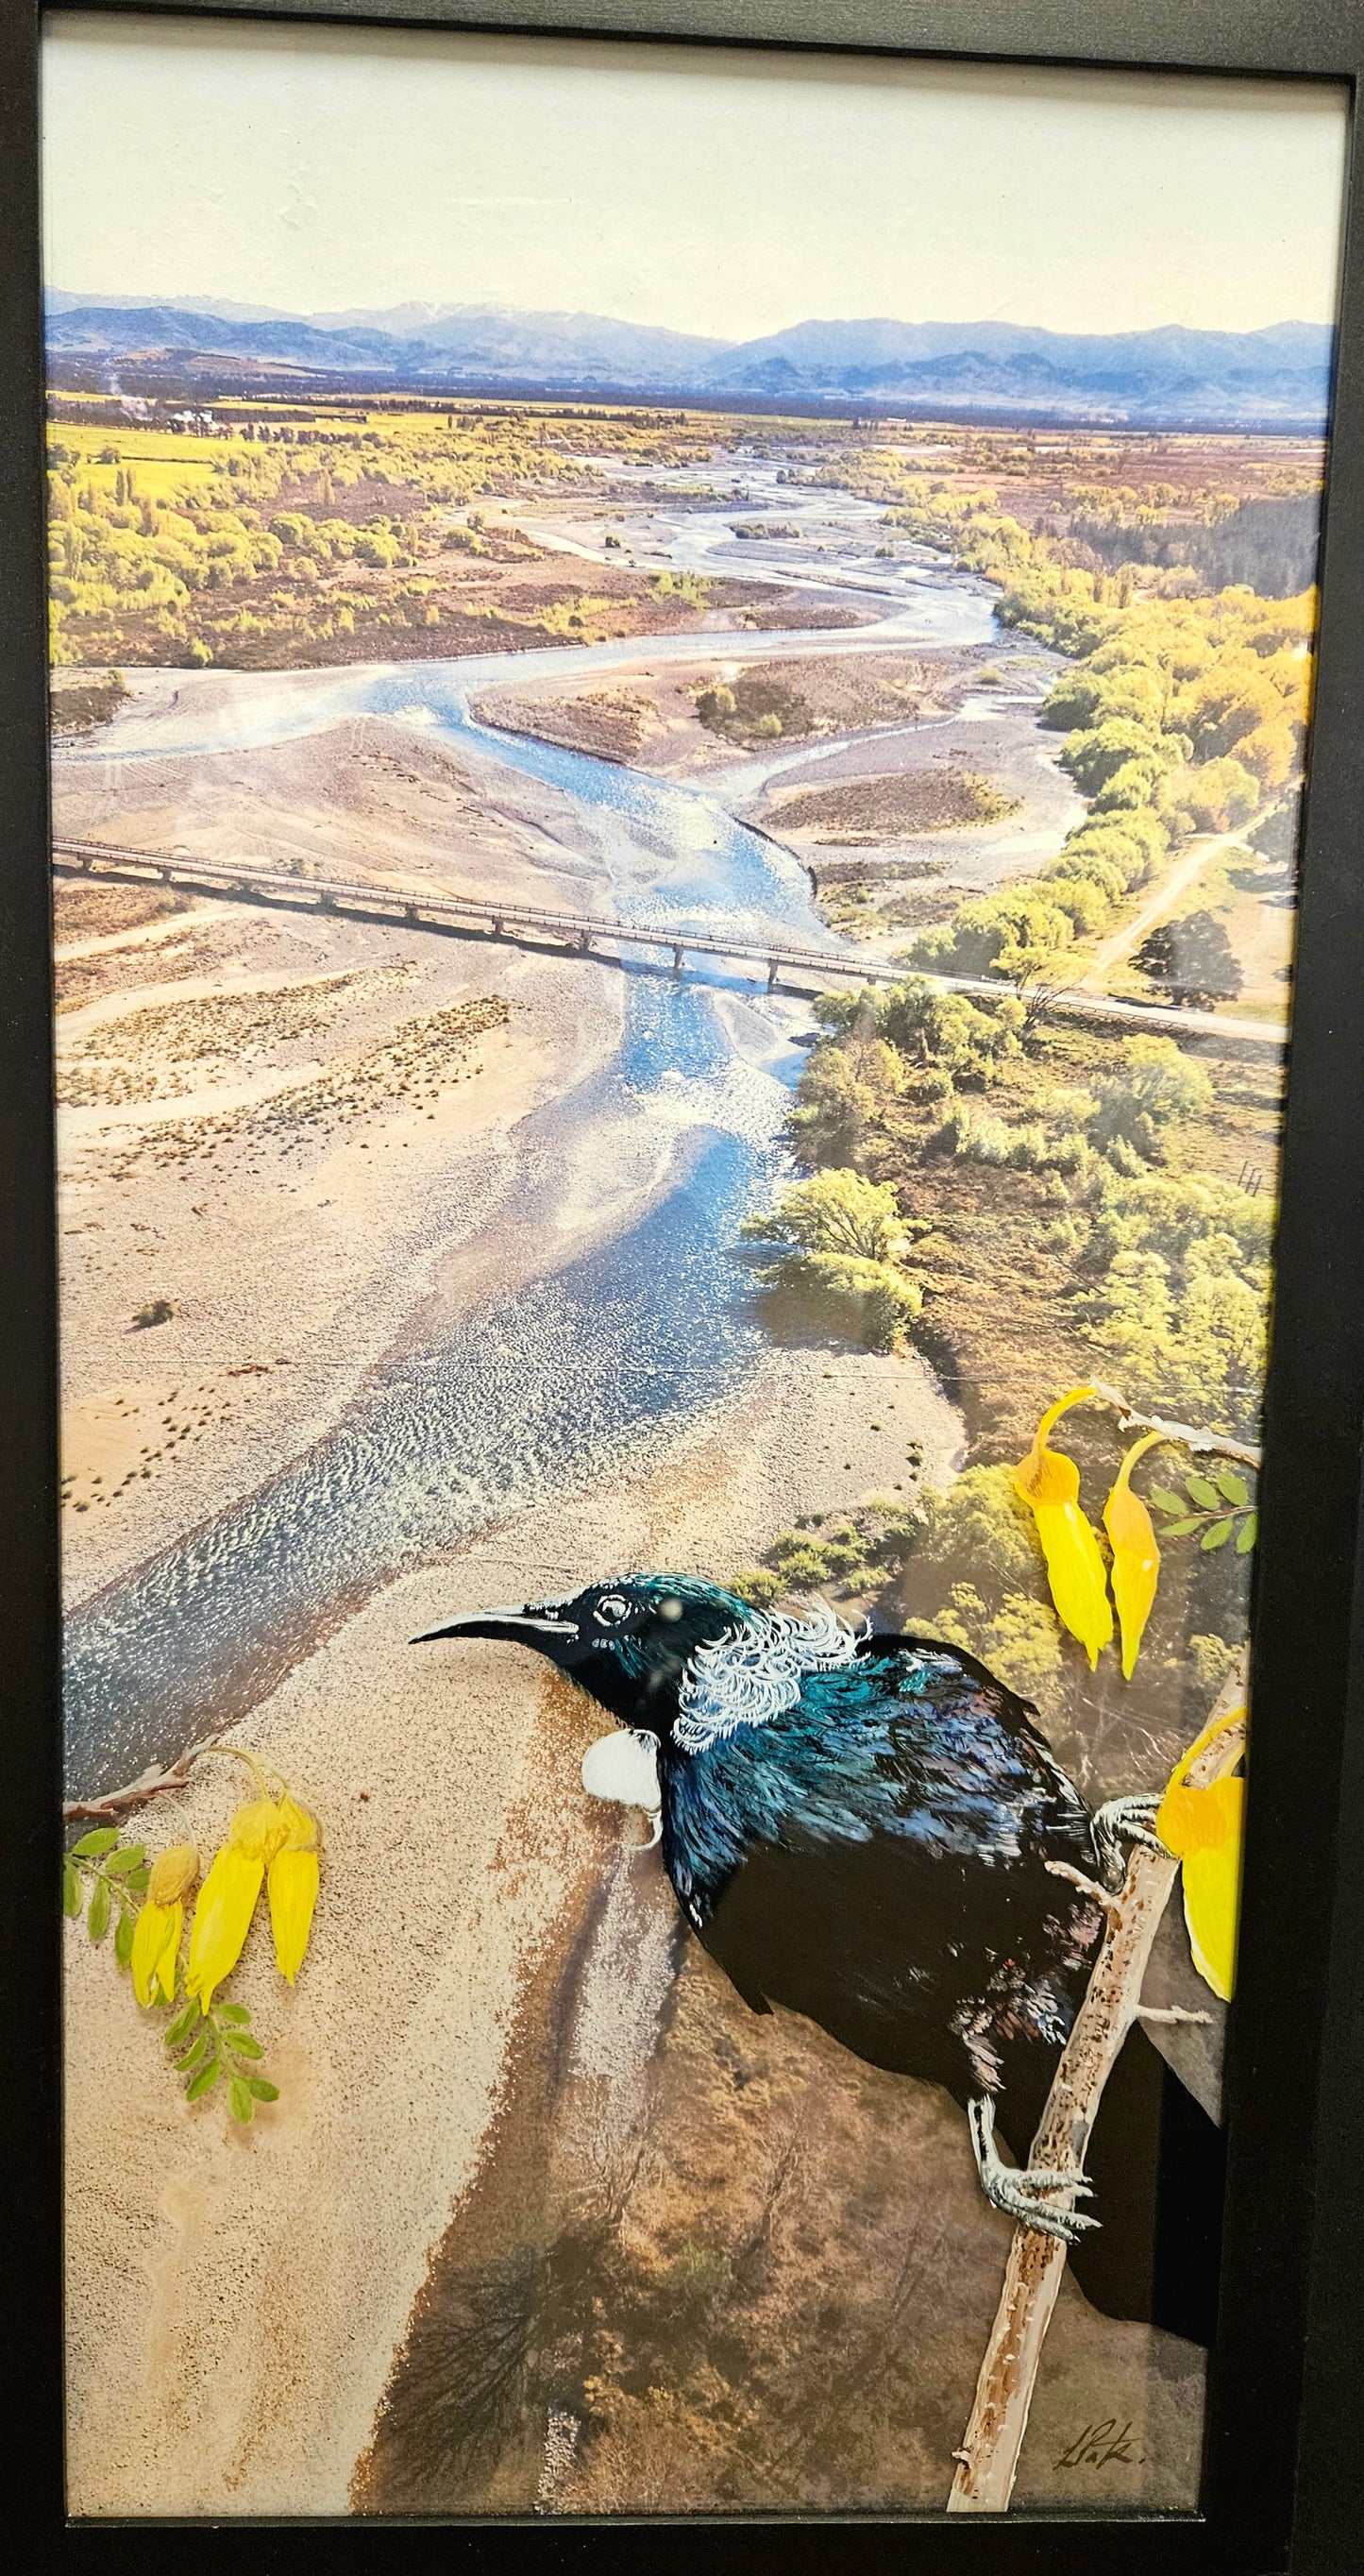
[6,3,1364,2566]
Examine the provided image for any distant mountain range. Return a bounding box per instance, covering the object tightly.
[43,294,1335,426]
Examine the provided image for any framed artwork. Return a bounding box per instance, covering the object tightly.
[6,1,1364,2564]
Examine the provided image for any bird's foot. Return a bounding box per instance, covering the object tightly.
[1092,1792,1166,1890]
[1045,1857,1123,1920]
[968,2097,1099,2246]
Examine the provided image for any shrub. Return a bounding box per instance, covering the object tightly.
[741,1166,912,1264]
[1060,717,1166,794]
[1088,1036,1215,1164]
[1236,720,1296,790]
[899,1464,1041,1613]
[766,1248,923,1348]
[912,890,1073,985]
[784,1044,879,1166]
[1178,756,1259,832]
[878,977,1023,1081]
[918,1584,1064,1703]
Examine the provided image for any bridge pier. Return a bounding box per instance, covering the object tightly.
[493,917,503,938]
[672,943,684,976]
[766,958,779,992]
[405,904,420,925]
[578,927,594,954]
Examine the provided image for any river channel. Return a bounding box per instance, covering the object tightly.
[62,495,1000,1795]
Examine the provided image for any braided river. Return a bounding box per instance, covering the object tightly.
[61,487,1002,1792]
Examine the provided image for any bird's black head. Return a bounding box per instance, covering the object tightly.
[412,1573,750,1733]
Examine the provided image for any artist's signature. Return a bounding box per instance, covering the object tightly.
[1053,2417,1147,2472]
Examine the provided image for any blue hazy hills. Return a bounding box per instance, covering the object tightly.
[44,293,1334,426]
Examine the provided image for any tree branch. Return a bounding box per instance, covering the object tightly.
[947,1670,1247,2513]
[62,1735,220,1823]
[1085,1381,1260,1469]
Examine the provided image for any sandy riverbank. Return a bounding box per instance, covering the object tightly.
[53,710,625,1604]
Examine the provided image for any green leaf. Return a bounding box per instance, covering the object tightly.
[1148,1487,1188,1517]
[185,2059,222,2103]
[216,2004,251,2026]
[228,2077,255,2126]
[244,2078,279,2103]
[225,2031,263,2061]
[165,2002,197,2047]
[1201,1519,1233,1550]
[1236,1513,1259,1555]
[71,1827,120,1858]
[126,1868,151,1893]
[1160,1515,1204,1537]
[88,1877,110,1942]
[1215,1469,1249,1507]
[103,1844,146,1876]
[1186,1476,1221,1509]
[114,1909,136,1967]
[177,2029,210,2072]
[62,1860,81,1918]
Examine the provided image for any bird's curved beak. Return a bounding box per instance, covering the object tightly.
[410,1603,580,1648]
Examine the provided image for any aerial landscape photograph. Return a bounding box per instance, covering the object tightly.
[47,11,1346,2522]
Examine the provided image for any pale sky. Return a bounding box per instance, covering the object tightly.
[42,12,1349,342]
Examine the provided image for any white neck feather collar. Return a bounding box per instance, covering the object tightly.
[674,1598,864,1754]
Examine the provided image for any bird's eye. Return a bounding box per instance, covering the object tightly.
[595,1594,630,1626]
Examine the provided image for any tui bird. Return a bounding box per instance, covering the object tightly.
[415,1573,1225,2340]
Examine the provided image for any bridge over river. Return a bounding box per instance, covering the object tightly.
[53,836,1285,1052]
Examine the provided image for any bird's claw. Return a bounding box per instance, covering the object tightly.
[968,2097,1100,2246]
[1092,1793,1166,1890]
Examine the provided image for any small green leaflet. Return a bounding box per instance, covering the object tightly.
[228,2077,255,2126]
[1201,1520,1233,1550]
[216,2004,250,2026]
[71,1826,121,1858]
[165,2002,197,2048]
[1186,1476,1221,1510]
[244,2077,278,2103]
[186,2059,222,2103]
[1215,1469,1249,1507]
[62,1860,81,1918]
[226,2031,264,2061]
[114,1910,136,1967]
[1161,1515,1204,1537]
[1149,1488,1188,1517]
[1237,1514,1258,1554]
[88,1878,110,1942]
[103,1844,146,1877]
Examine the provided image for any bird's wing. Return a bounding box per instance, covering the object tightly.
[663,1635,1093,1924]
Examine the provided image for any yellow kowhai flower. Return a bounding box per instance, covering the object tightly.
[1155,1705,1247,2002]
[186,1792,288,2015]
[1015,1387,1113,1669]
[130,1841,198,2008]
[267,1795,319,1986]
[1103,1432,1164,1681]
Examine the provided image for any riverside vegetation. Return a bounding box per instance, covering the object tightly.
[841,440,1313,994]
[732,979,1271,1778]
[730,442,1306,1766]
[44,401,834,669]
